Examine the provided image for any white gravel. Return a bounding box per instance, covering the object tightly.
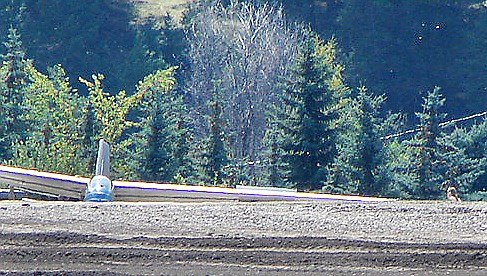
[1,200,486,244]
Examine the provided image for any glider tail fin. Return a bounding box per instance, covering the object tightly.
[95,139,110,178]
[85,139,113,202]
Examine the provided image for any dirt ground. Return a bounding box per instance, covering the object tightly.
[0,200,486,275]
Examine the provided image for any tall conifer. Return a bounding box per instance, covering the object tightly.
[326,87,390,196]
[267,32,342,191]
[442,119,486,199]
[130,68,193,183]
[0,26,29,162]
[410,87,447,199]
[196,81,230,186]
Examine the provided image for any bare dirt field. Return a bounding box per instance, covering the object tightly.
[1,200,486,275]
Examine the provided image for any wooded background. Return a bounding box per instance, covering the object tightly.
[0,0,486,200]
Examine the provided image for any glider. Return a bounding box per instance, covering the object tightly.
[0,140,392,202]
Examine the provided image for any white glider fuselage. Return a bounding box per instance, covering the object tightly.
[0,140,393,203]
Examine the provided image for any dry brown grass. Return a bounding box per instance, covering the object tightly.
[130,0,192,23]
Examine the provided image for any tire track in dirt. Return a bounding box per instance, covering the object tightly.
[1,232,486,274]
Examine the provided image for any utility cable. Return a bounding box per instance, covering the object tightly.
[381,110,487,140]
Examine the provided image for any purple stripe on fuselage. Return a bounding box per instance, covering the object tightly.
[113,181,391,202]
[0,165,89,186]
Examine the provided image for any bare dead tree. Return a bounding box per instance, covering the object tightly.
[185,0,299,183]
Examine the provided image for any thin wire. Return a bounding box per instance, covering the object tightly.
[381,110,487,140]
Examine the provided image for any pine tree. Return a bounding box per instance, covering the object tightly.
[410,86,447,199]
[438,130,484,199]
[445,119,487,200]
[259,115,290,188]
[268,32,343,191]
[0,26,29,162]
[464,118,487,195]
[386,88,485,200]
[129,67,193,183]
[196,81,230,186]
[393,86,483,200]
[386,87,446,199]
[326,87,390,196]
[385,139,417,198]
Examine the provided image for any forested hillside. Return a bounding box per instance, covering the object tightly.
[0,0,486,200]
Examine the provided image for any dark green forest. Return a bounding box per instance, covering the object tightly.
[0,0,486,200]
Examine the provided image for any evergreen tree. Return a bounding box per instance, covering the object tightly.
[386,88,447,199]
[259,114,290,188]
[132,14,185,72]
[0,1,25,48]
[386,88,485,200]
[326,87,390,196]
[390,86,483,200]
[0,26,29,162]
[268,33,343,191]
[438,130,484,200]
[335,0,483,116]
[130,67,193,183]
[464,118,487,194]
[19,0,149,94]
[195,81,230,186]
[385,139,417,198]
[410,86,447,199]
[446,119,487,199]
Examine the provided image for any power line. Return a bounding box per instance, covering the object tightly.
[439,110,487,127]
[381,110,487,140]
[0,103,30,110]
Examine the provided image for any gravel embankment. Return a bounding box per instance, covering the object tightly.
[1,200,486,275]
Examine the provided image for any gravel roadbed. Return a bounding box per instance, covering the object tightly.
[1,200,486,275]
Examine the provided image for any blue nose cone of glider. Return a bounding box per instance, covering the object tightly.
[84,175,114,202]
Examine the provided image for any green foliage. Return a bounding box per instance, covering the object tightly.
[267,32,344,191]
[387,87,448,199]
[1,27,26,89]
[326,87,390,196]
[1,0,487,201]
[260,116,291,188]
[438,130,484,197]
[2,0,486,127]
[0,0,166,95]
[9,64,89,175]
[79,74,142,179]
[335,0,487,115]
[411,87,447,199]
[279,0,341,37]
[129,67,194,183]
[133,15,186,70]
[195,81,230,186]
[0,1,25,48]
[385,139,416,198]
[388,87,485,199]
[0,26,29,162]
[80,74,140,143]
[448,118,487,194]
[1,24,89,175]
